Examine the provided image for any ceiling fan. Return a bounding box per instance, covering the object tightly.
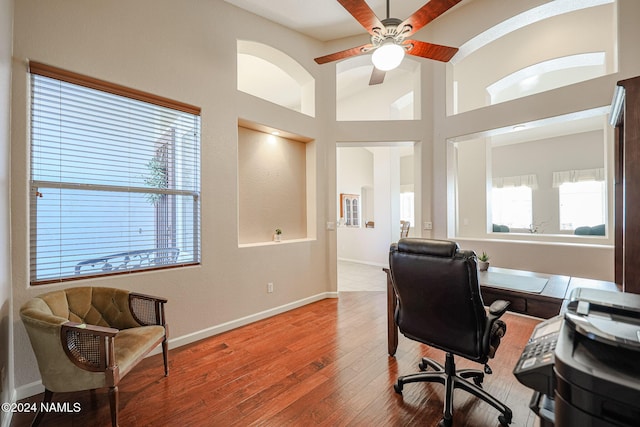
[314,0,462,85]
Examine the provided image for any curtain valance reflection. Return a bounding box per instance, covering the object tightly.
[552,168,605,188]
[492,174,539,189]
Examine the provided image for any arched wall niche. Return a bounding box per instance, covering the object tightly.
[237,40,315,117]
[336,55,421,121]
[449,0,617,115]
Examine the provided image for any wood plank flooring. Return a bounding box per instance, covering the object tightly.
[11,292,540,426]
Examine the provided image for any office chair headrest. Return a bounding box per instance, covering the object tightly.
[395,238,459,258]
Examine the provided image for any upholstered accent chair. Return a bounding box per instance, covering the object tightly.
[389,238,512,427]
[20,286,169,427]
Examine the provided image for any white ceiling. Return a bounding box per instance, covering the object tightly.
[224,0,450,41]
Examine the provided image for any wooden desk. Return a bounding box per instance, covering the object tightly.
[384,267,618,356]
[478,267,569,319]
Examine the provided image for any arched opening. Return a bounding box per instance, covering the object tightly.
[336,55,421,121]
[237,40,315,117]
[449,0,616,115]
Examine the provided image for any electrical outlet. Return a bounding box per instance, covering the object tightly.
[424,222,433,230]
[267,282,274,293]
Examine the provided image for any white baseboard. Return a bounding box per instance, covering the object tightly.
[13,291,339,400]
[166,291,338,350]
[1,389,17,427]
[338,257,387,268]
[14,380,41,402]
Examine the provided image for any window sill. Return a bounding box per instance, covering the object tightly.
[455,236,614,249]
[238,238,316,248]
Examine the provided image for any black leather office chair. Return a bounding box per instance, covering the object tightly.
[389,238,512,426]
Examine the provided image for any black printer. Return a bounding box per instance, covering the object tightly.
[514,288,640,426]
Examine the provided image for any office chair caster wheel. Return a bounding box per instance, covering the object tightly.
[393,382,403,394]
[418,360,427,371]
[438,417,452,427]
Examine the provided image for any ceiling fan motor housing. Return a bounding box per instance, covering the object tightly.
[371,17,410,48]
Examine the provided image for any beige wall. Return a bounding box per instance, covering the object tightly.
[1,0,13,421]
[431,0,640,280]
[238,126,308,244]
[454,4,616,113]
[8,0,640,402]
[11,0,333,396]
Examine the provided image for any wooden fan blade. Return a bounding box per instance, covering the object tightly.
[314,43,373,64]
[338,0,384,35]
[369,67,386,85]
[399,0,463,37]
[404,39,458,62]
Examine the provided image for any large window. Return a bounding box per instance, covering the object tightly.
[452,109,610,241]
[29,62,201,284]
[558,181,606,231]
[400,191,415,227]
[491,186,533,230]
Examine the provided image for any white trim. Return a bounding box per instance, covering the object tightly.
[238,237,316,248]
[1,389,17,427]
[14,380,42,402]
[13,292,339,400]
[338,258,388,268]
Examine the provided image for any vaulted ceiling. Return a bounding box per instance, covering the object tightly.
[224,0,455,41]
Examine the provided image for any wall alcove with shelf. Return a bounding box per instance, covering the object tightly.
[237,120,316,246]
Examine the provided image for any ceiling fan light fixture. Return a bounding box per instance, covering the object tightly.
[371,41,405,71]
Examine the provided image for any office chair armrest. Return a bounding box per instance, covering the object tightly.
[488,299,510,318]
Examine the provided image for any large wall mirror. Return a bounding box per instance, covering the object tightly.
[450,108,613,244]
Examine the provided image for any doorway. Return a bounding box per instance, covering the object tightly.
[336,142,417,291]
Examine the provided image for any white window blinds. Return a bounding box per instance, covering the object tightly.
[29,62,201,284]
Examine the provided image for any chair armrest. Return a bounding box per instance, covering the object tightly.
[130,292,168,304]
[488,300,510,318]
[60,321,118,372]
[483,300,510,358]
[64,321,119,336]
[129,292,168,326]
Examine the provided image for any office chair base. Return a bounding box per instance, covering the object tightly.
[394,353,512,426]
[436,414,509,427]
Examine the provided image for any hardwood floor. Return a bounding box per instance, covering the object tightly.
[11,292,540,426]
